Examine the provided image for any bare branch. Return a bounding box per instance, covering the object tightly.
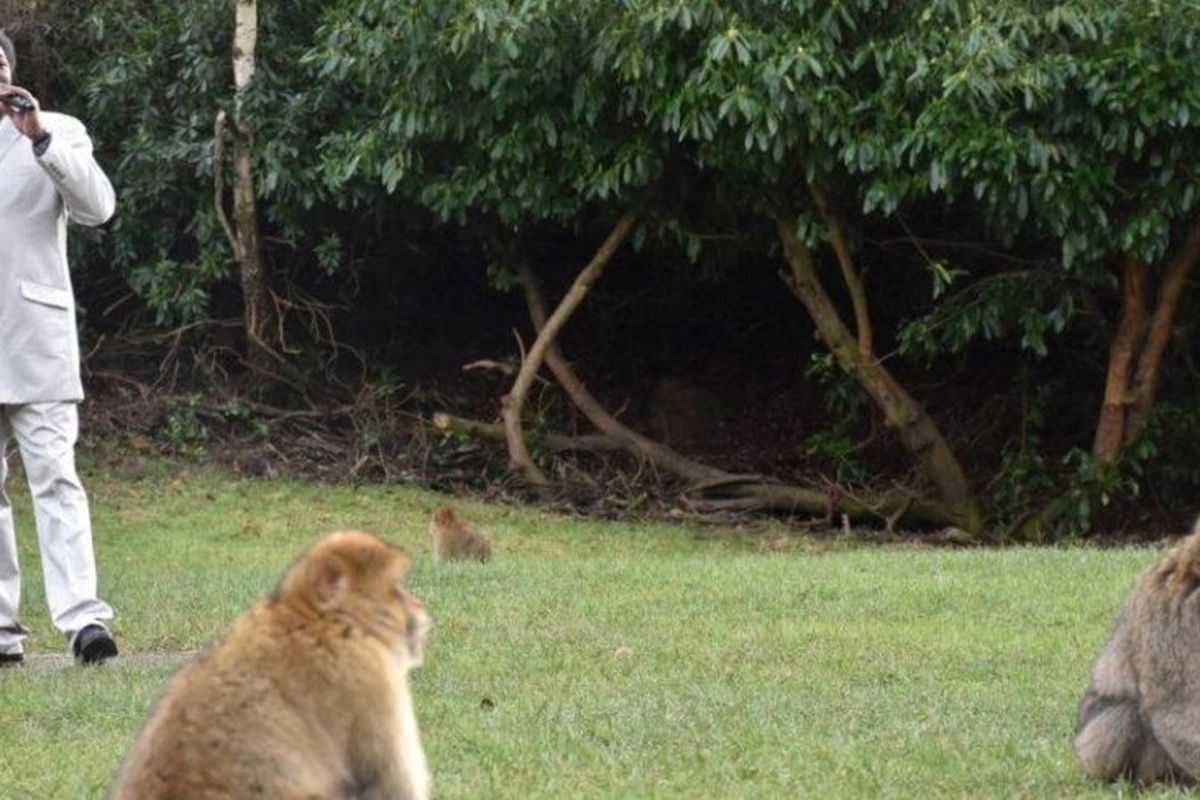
[808,181,873,358]
[213,110,239,257]
[501,207,642,485]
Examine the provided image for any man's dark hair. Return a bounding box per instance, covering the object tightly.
[0,30,14,74]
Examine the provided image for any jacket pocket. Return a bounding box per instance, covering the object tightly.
[19,280,73,310]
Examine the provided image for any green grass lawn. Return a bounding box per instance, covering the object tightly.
[0,459,1183,798]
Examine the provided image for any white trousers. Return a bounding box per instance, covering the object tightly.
[0,401,113,654]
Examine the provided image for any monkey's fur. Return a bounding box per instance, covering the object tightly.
[110,531,432,800]
[430,506,492,563]
[1076,519,1200,784]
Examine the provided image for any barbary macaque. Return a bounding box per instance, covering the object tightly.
[110,531,432,800]
[430,506,492,563]
[1075,519,1200,784]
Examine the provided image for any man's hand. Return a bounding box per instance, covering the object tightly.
[0,84,45,140]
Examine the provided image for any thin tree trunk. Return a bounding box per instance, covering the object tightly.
[1093,218,1200,465]
[1092,256,1147,464]
[808,182,873,357]
[1125,221,1200,443]
[502,209,640,485]
[231,0,276,368]
[773,208,980,530]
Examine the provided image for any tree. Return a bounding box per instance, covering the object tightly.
[53,0,360,337]
[875,1,1200,482]
[303,0,985,526]
[40,0,1200,531]
[215,0,279,369]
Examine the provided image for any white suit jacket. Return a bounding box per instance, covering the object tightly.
[0,112,115,403]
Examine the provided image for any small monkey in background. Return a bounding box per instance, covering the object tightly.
[430,506,492,563]
[1075,518,1200,784]
[110,531,432,800]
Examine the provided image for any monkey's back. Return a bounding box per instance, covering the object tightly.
[430,507,492,562]
[1075,522,1200,784]
[457,529,492,562]
[110,602,394,799]
[1126,531,1200,707]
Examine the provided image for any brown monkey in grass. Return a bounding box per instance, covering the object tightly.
[1076,518,1200,785]
[110,531,432,800]
[430,506,492,563]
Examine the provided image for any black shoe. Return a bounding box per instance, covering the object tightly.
[73,625,118,666]
[0,651,23,668]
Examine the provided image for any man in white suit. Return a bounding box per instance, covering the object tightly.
[0,29,118,666]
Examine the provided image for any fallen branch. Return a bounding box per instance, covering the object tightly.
[687,481,959,527]
[432,412,624,453]
[463,359,518,377]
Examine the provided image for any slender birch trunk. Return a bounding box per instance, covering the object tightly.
[230,0,276,368]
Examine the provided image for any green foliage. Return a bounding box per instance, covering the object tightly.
[989,374,1168,537]
[883,1,1200,272]
[899,269,1075,359]
[1056,448,1145,534]
[312,233,343,278]
[1144,401,1200,493]
[805,352,870,417]
[803,428,868,485]
[54,1,1200,325]
[51,1,1200,326]
[303,0,1200,359]
[48,0,367,324]
[306,0,656,230]
[803,353,870,483]
[55,1,234,322]
[162,394,209,453]
[990,380,1056,525]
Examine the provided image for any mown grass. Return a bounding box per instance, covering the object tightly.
[0,458,1184,798]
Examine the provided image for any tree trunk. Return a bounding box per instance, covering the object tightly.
[501,209,640,485]
[1093,219,1200,466]
[773,209,980,530]
[231,0,276,369]
[1092,256,1147,463]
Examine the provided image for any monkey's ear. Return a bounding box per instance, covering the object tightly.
[314,556,349,604]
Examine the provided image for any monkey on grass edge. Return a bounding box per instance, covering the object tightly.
[1076,518,1200,786]
[430,505,492,563]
